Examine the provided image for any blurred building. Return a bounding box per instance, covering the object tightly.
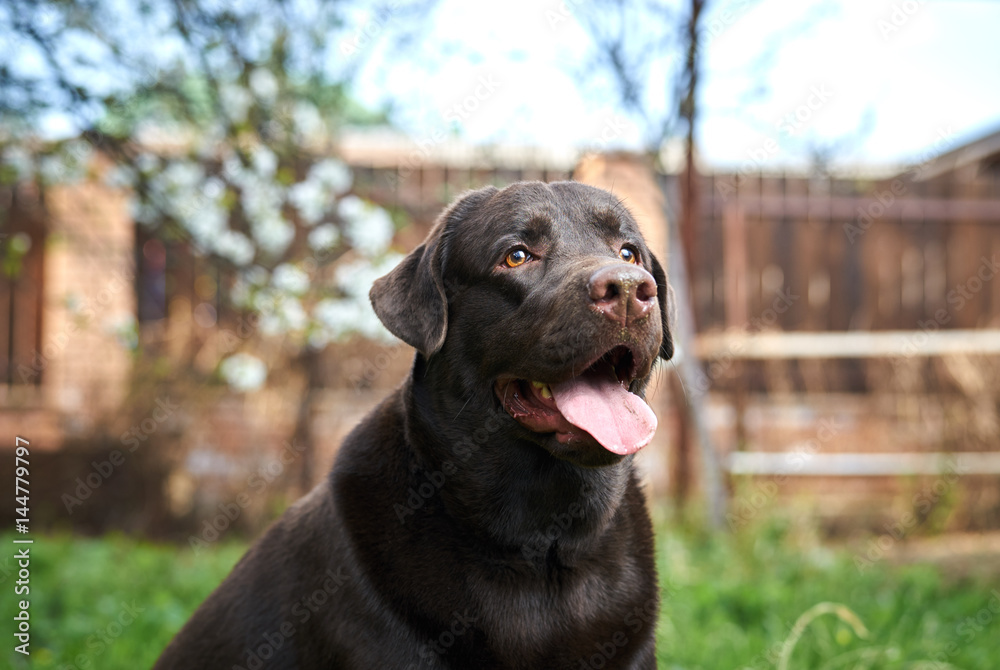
[1,159,135,446]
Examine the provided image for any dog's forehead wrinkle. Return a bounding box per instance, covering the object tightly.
[512,214,555,248]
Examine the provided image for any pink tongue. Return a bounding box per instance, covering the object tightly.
[550,375,657,455]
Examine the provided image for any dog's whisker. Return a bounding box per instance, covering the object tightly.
[669,358,691,404]
[454,396,473,420]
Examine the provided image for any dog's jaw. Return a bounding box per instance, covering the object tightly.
[494,343,658,457]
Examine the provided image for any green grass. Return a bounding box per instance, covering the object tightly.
[652,512,1000,670]
[2,515,998,669]
[1,533,247,670]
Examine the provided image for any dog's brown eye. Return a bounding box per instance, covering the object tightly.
[505,249,530,268]
[619,247,638,264]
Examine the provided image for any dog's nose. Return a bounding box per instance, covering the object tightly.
[588,265,657,326]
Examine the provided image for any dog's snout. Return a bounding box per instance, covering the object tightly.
[588,265,657,326]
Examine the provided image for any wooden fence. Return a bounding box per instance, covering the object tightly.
[692,172,1000,335]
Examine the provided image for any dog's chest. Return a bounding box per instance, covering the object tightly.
[444,556,649,666]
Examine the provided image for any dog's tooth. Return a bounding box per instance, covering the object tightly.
[530,380,553,399]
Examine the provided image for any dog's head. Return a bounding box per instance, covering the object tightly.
[371,181,672,466]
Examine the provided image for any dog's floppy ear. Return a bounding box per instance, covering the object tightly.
[370,186,498,357]
[370,237,447,356]
[650,253,674,361]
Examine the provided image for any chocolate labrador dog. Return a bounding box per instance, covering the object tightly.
[154,181,672,669]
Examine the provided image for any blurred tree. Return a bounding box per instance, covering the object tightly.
[0,0,435,491]
[573,0,712,280]
[573,0,685,154]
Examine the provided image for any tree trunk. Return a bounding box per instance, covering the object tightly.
[292,348,321,496]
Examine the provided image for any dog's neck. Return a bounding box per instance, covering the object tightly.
[402,352,633,558]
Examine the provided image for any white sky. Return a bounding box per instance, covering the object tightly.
[350,0,1000,172]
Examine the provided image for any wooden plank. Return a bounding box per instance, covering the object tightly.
[992,221,1000,324]
[728,451,1000,476]
[694,329,1000,359]
[877,199,904,329]
[758,175,785,326]
[948,176,981,328]
[723,203,748,327]
[784,175,808,331]
[827,176,852,330]
[745,174,766,322]
[693,174,718,329]
[708,193,1000,222]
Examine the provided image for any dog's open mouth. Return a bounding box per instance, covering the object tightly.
[494,345,657,455]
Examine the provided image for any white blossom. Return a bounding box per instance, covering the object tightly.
[160,160,205,194]
[280,296,308,331]
[251,287,308,335]
[287,158,353,225]
[220,353,267,392]
[240,172,284,219]
[195,122,227,159]
[179,197,227,243]
[271,263,310,295]
[337,193,364,221]
[258,294,307,335]
[251,145,277,177]
[307,223,340,251]
[243,265,270,287]
[287,178,327,225]
[128,196,157,226]
[311,158,352,195]
[338,195,394,257]
[230,276,252,308]
[292,101,324,138]
[220,83,253,123]
[202,176,225,199]
[250,214,294,256]
[135,152,160,174]
[249,68,279,104]
[213,230,256,266]
[335,253,402,300]
[222,153,247,184]
[313,298,359,329]
[358,306,395,343]
[237,170,292,256]
[311,298,363,345]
